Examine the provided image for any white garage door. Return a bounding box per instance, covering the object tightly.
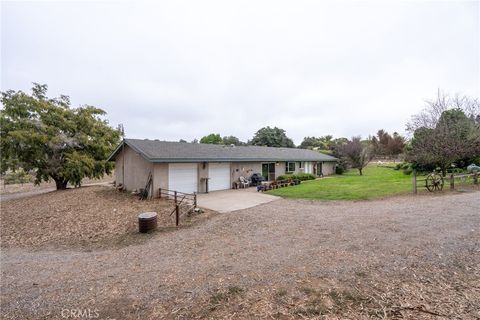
[209,163,231,191]
[168,163,198,194]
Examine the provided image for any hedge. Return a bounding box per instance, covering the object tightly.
[277,173,316,181]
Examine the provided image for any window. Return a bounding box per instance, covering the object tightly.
[286,162,296,173]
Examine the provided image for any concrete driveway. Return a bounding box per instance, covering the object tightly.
[197,187,280,213]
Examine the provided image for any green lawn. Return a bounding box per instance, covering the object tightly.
[268,165,419,200]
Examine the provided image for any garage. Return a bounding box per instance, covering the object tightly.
[168,163,198,194]
[208,163,231,191]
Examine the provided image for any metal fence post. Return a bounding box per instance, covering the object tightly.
[175,205,179,226]
[159,188,161,199]
[174,191,177,204]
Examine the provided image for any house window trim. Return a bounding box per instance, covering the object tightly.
[286,162,296,173]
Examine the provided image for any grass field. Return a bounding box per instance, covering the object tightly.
[268,165,419,200]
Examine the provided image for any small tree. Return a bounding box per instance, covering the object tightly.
[371,129,405,159]
[339,137,373,175]
[0,84,121,190]
[249,126,295,148]
[407,109,480,175]
[386,132,405,159]
[406,91,480,175]
[329,137,349,174]
[199,133,223,144]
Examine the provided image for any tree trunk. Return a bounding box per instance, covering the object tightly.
[54,178,68,190]
[359,168,363,176]
[441,166,447,177]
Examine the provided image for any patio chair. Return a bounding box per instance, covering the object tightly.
[239,176,250,189]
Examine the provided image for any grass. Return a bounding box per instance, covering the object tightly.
[268,165,421,200]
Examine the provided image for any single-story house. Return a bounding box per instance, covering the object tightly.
[107,139,337,195]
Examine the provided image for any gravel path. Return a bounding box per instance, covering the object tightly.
[1,191,479,319]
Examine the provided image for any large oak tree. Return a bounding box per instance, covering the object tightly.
[1,83,121,189]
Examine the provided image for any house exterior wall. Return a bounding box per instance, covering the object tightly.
[278,161,336,177]
[115,145,153,192]
[321,161,336,176]
[198,162,208,193]
[153,163,168,196]
[231,162,262,185]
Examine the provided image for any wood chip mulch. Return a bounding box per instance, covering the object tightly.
[0,186,215,249]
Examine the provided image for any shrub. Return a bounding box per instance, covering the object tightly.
[335,158,348,175]
[277,174,294,181]
[403,167,413,175]
[2,169,33,185]
[296,173,316,181]
[277,173,316,181]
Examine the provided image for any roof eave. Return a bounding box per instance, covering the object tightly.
[106,140,153,162]
[149,158,338,163]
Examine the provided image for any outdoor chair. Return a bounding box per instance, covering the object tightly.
[239,176,250,189]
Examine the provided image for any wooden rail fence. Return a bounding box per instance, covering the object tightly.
[158,188,197,226]
[413,172,478,194]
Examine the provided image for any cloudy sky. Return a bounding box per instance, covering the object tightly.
[1,0,479,144]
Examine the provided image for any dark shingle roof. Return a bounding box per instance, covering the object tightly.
[108,139,337,162]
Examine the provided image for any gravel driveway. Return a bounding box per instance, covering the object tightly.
[1,191,479,319]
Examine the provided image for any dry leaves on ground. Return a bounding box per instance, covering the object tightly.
[0,186,215,249]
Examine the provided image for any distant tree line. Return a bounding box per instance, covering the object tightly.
[191,126,294,148]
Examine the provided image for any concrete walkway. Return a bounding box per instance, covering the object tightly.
[197,187,280,213]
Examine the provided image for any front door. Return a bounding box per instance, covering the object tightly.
[316,162,323,177]
[262,163,276,181]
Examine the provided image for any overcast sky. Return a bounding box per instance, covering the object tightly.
[1,0,479,144]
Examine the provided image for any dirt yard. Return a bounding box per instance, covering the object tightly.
[1,190,479,319]
[0,186,214,249]
[0,174,114,198]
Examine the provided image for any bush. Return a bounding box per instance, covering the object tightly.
[2,169,33,185]
[277,173,316,181]
[393,162,414,174]
[277,174,293,181]
[296,173,316,181]
[335,159,348,175]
